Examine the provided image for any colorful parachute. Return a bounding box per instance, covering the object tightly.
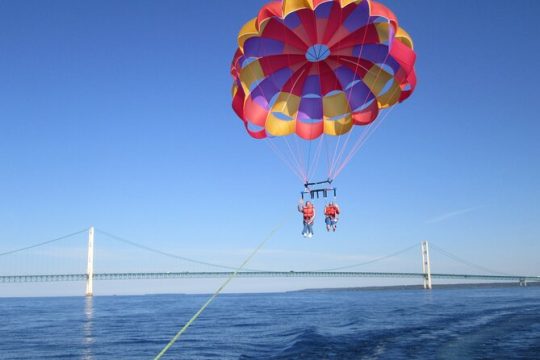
[231,0,416,183]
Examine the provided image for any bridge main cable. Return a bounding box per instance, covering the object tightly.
[0,229,88,257]
[95,228,266,272]
[429,242,516,276]
[312,243,419,272]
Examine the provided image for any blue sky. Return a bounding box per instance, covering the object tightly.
[1,0,539,296]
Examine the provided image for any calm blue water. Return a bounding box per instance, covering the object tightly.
[1,287,539,359]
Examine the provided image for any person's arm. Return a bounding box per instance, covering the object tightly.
[298,199,304,213]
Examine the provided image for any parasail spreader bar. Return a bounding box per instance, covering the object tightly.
[301,179,336,200]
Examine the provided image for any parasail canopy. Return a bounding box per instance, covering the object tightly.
[231,0,417,183]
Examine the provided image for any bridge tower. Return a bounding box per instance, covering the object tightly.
[85,226,95,296]
[421,241,432,289]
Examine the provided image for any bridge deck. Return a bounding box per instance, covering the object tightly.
[1,272,539,283]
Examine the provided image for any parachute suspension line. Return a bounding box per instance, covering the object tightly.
[331,56,388,178]
[266,139,305,182]
[334,57,405,179]
[240,46,304,182]
[278,66,308,181]
[328,133,343,180]
[240,42,306,182]
[305,119,314,182]
[283,136,307,181]
[154,221,285,360]
[265,67,310,183]
[324,136,332,176]
[280,26,308,182]
[294,134,306,177]
[328,125,358,179]
[328,12,373,180]
[307,135,325,182]
[265,139,306,183]
[330,116,375,179]
[333,101,395,179]
[333,107,392,179]
[314,135,326,179]
[273,63,310,181]
[331,46,398,180]
[325,6,347,181]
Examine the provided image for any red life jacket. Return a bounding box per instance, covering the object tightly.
[303,206,314,220]
[325,206,336,217]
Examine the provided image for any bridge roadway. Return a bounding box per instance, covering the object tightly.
[1,271,539,283]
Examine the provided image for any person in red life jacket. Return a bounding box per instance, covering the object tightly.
[298,200,316,238]
[324,202,340,232]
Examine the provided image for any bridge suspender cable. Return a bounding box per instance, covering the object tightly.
[154,221,284,360]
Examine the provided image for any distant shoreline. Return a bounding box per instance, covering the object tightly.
[3,282,539,299]
[294,281,540,292]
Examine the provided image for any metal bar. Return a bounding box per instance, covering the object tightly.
[305,179,332,187]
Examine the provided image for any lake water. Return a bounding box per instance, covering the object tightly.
[1,286,539,359]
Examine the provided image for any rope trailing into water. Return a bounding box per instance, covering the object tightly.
[154,221,284,359]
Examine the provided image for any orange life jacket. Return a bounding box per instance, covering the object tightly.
[325,206,336,217]
[303,206,314,220]
[325,205,339,217]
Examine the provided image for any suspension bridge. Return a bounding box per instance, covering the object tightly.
[1,227,538,296]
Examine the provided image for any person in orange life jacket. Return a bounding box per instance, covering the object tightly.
[324,201,340,232]
[298,200,315,238]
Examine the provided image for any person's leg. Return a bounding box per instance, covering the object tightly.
[302,221,308,236]
[325,217,331,231]
[308,222,314,236]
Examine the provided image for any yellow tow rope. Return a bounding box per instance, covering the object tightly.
[154,222,284,359]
